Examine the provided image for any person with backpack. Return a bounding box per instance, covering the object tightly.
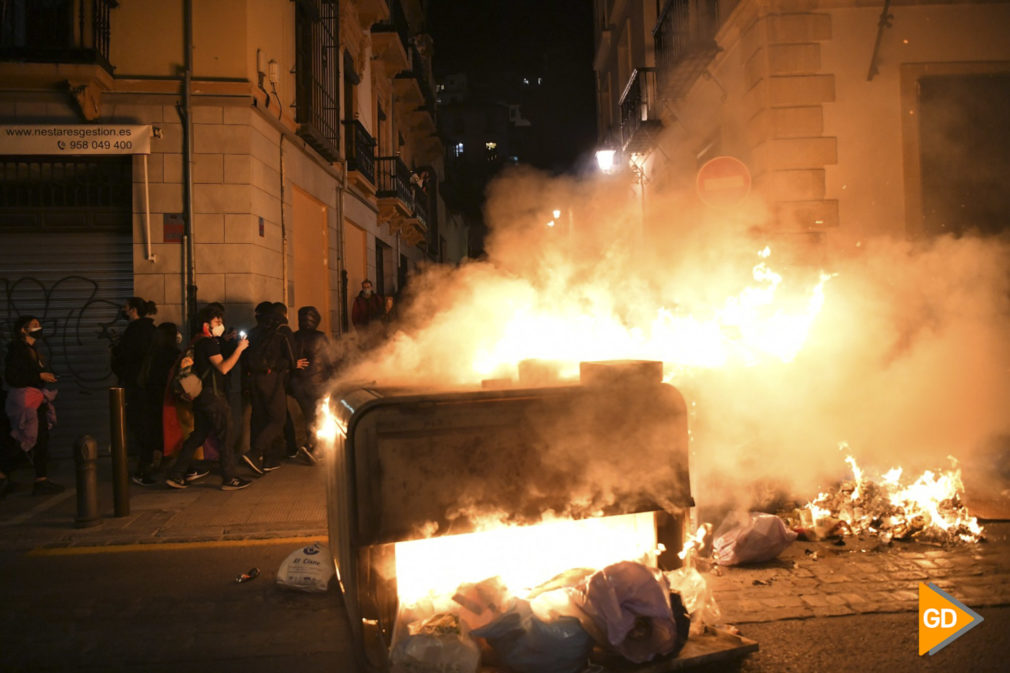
[240,302,298,474]
[165,305,250,491]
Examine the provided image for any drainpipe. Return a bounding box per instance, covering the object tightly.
[181,0,197,332]
[280,136,288,308]
[336,165,347,337]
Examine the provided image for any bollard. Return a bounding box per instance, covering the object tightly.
[74,434,102,528]
[108,387,130,517]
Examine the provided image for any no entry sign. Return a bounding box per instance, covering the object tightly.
[696,155,751,207]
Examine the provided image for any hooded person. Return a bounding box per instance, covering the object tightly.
[289,306,335,463]
[112,297,160,484]
[239,301,298,474]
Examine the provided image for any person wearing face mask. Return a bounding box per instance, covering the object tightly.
[111,297,159,485]
[165,305,251,491]
[351,279,384,330]
[288,305,335,464]
[1,316,62,496]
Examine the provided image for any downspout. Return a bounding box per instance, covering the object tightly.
[181,0,197,332]
[280,135,289,308]
[336,165,347,338]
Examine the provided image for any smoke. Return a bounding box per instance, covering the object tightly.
[333,163,1010,519]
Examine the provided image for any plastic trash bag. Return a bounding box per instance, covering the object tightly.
[275,542,334,592]
[665,565,723,636]
[713,511,797,566]
[569,561,682,664]
[390,613,480,673]
[472,598,593,673]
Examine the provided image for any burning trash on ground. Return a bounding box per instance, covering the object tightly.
[788,449,985,545]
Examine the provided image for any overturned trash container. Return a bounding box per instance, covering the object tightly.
[322,361,756,671]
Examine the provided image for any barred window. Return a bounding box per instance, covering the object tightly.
[295,0,340,161]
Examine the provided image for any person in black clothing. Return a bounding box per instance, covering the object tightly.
[1,316,63,496]
[289,306,334,464]
[112,297,158,484]
[241,302,302,474]
[165,305,250,491]
[134,321,182,485]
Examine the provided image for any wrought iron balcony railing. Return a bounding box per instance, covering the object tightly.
[0,0,117,70]
[412,182,428,230]
[376,155,412,205]
[295,0,340,161]
[619,68,663,153]
[371,0,409,51]
[343,119,376,185]
[653,0,721,100]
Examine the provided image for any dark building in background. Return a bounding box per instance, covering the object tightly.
[429,0,596,257]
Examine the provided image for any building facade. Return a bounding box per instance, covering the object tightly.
[593,0,1010,248]
[0,0,464,448]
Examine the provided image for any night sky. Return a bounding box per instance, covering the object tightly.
[426,0,598,173]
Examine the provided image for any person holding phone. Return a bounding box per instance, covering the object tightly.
[2,316,62,496]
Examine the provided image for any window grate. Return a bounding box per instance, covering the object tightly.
[295,0,340,161]
[0,155,131,209]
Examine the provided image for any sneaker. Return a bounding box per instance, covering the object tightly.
[165,475,189,489]
[298,445,318,465]
[241,454,264,475]
[221,477,251,491]
[184,467,210,482]
[131,472,157,486]
[32,479,65,496]
[262,460,282,472]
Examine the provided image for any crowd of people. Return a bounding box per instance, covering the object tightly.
[0,284,400,496]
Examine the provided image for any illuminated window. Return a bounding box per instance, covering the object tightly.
[453,142,464,158]
[485,141,497,162]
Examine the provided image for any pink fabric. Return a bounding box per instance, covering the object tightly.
[5,387,58,452]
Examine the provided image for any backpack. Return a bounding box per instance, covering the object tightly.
[243,325,281,375]
[170,345,209,401]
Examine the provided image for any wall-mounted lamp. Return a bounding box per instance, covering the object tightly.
[595,148,617,174]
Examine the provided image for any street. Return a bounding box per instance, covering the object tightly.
[1,519,1007,672]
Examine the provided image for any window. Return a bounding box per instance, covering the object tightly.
[0,0,116,67]
[485,141,497,162]
[295,0,340,161]
[453,142,464,158]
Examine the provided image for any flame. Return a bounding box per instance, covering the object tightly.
[393,512,658,608]
[802,453,983,543]
[469,248,834,379]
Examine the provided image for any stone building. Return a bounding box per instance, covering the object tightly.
[592,0,1010,247]
[0,0,464,448]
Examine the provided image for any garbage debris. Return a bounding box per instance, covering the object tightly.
[390,612,480,673]
[569,561,684,664]
[453,576,515,631]
[275,542,334,593]
[713,512,797,566]
[472,598,593,673]
[794,453,984,544]
[234,567,260,584]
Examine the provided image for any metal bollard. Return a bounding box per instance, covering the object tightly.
[108,387,130,517]
[74,435,102,528]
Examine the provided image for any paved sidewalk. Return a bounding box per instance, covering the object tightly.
[0,452,327,552]
[709,522,1010,625]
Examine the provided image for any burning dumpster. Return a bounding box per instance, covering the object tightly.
[322,361,756,671]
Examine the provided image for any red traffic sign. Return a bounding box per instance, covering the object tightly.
[696,155,751,208]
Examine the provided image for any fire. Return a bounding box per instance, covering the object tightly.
[393,512,658,608]
[801,452,983,543]
[471,248,834,379]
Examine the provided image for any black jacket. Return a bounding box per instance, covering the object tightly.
[4,340,51,389]
[112,317,156,387]
[291,328,333,391]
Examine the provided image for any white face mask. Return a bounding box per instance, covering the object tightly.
[211,323,225,338]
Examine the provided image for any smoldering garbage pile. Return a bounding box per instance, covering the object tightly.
[389,558,724,673]
[786,457,985,545]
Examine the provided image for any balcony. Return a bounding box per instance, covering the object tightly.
[653,0,721,100]
[343,119,376,192]
[0,0,117,72]
[394,40,437,121]
[376,155,413,225]
[619,68,663,154]
[371,0,409,77]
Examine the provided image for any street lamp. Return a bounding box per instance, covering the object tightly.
[595,148,617,174]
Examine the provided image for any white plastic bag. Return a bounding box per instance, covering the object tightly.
[275,542,334,592]
[713,512,797,566]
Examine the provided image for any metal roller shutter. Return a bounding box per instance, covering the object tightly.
[1,155,133,456]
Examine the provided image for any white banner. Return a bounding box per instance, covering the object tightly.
[0,124,152,155]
